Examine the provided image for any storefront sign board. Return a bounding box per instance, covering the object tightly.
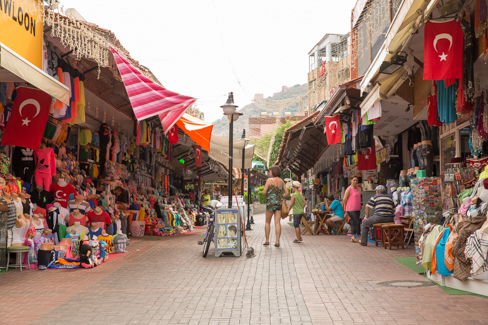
[215,208,241,257]
[0,0,43,68]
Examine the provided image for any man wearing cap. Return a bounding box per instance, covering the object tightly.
[289,181,306,243]
[359,185,395,246]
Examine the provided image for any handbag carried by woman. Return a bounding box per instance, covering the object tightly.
[279,191,289,219]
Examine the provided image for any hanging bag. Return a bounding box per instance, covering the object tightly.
[280,193,289,219]
[276,180,289,219]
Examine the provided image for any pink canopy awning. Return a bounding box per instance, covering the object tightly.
[110,47,196,133]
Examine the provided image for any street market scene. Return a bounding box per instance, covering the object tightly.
[1,0,488,324]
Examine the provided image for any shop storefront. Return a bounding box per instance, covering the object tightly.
[274,0,488,296]
[0,7,199,271]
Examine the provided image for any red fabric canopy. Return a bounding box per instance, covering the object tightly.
[176,114,213,152]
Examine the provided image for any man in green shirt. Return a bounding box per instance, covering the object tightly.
[288,181,306,243]
[201,190,211,207]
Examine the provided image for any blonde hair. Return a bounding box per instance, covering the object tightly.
[218,225,226,237]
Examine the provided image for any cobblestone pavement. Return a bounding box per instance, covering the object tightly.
[0,214,487,325]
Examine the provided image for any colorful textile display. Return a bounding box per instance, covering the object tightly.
[411,177,442,266]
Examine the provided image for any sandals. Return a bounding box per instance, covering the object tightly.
[293,239,301,243]
[263,242,270,246]
[351,237,359,243]
[274,243,280,247]
[299,237,303,242]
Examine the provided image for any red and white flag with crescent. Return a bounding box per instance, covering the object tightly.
[324,115,341,145]
[423,20,463,80]
[194,144,202,167]
[358,143,376,171]
[1,87,51,150]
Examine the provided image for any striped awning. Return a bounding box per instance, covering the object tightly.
[110,47,196,133]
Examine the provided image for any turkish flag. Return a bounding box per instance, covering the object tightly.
[1,87,52,150]
[423,20,463,80]
[194,144,202,167]
[324,115,341,145]
[358,144,376,170]
[168,125,179,144]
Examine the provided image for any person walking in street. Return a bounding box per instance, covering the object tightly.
[288,181,306,243]
[324,194,344,233]
[359,185,395,246]
[343,176,361,243]
[263,165,289,247]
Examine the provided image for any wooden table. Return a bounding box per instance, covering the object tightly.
[313,211,331,235]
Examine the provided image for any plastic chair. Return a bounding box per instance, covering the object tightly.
[6,246,31,272]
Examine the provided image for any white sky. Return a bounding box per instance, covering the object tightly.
[61,0,357,123]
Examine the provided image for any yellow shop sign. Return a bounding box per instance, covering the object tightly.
[0,0,43,68]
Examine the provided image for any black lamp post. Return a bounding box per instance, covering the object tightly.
[240,129,252,231]
[241,129,246,197]
[221,92,241,208]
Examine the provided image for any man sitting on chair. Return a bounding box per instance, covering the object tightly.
[324,194,345,233]
[359,185,395,246]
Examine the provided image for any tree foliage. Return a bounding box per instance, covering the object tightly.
[251,118,294,168]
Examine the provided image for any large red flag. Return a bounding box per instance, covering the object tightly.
[358,144,376,170]
[423,20,463,80]
[1,87,52,150]
[324,115,341,145]
[194,145,202,167]
[168,125,179,144]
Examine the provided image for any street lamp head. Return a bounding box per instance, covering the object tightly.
[232,112,243,121]
[221,92,238,116]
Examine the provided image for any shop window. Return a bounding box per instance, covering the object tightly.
[441,133,456,174]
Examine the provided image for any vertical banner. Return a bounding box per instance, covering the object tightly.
[194,144,202,167]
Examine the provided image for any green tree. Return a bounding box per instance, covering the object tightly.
[250,118,293,169]
[269,119,293,166]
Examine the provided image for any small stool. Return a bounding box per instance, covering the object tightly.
[382,225,405,250]
[373,223,394,247]
[332,218,347,235]
[6,246,31,272]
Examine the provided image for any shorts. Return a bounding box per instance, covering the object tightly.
[293,214,303,228]
[330,216,344,223]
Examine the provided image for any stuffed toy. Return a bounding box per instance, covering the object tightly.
[89,237,101,266]
[99,240,109,262]
[79,244,93,268]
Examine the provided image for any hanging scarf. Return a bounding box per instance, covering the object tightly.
[477,93,488,138]
[471,101,484,156]
[475,0,488,38]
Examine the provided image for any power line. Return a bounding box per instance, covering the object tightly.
[211,0,253,101]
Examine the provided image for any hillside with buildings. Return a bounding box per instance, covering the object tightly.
[211,84,308,138]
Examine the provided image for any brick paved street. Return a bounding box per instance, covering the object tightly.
[0,213,487,325]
